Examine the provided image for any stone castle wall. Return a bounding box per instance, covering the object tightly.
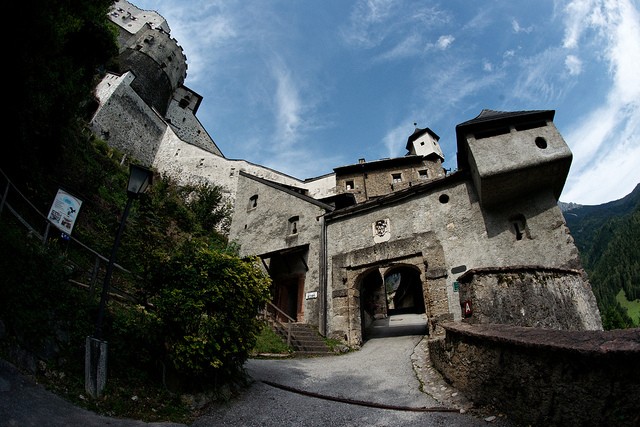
[457,267,602,330]
[428,323,639,426]
[324,177,592,340]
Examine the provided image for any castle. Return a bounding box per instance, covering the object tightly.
[91,1,603,346]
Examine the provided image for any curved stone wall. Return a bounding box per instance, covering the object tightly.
[429,323,640,426]
[457,266,602,330]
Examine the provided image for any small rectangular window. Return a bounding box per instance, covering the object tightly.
[248,195,258,211]
[345,180,354,190]
[392,173,402,183]
[418,170,428,179]
[288,216,299,235]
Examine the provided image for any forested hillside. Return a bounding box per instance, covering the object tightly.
[562,184,640,329]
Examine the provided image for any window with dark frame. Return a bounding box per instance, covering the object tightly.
[288,216,299,235]
[509,214,528,241]
[248,194,258,210]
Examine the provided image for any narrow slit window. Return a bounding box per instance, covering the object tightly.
[289,216,299,235]
[509,214,528,241]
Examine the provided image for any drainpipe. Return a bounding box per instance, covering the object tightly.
[319,214,328,336]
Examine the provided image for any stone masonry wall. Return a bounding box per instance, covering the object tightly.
[428,323,640,427]
[457,267,602,330]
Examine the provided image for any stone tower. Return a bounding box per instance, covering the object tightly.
[406,126,444,159]
[455,109,572,207]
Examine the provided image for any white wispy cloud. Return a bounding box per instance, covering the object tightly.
[341,0,395,47]
[560,0,640,203]
[565,54,583,75]
[510,47,568,103]
[270,59,302,146]
[341,0,450,49]
[511,19,533,34]
[562,0,595,48]
[375,33,423,61]
[436,35,455,50]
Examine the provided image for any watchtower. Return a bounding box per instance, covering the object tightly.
[455,109,572,207]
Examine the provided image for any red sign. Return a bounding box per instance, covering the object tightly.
[462,300,473,317]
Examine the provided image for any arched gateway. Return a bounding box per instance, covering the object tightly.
[329,232,450,347]
[359,265,427,340]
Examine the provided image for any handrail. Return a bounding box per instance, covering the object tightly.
[262,301,295,346]
[266,301,295,323]
[0,167,138,303]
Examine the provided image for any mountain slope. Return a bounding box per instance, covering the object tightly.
[562,183,640,262]
[561,183,640,329]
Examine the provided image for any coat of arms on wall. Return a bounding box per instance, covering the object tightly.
[372,218,391,243]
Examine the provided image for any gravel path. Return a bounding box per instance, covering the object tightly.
[1,314,513,426]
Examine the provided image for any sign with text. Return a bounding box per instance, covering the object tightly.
[462,300,473,318]
[47,189,82,235]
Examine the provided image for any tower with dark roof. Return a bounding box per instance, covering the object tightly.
[455,109,572,207]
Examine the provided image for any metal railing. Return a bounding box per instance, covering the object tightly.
[260,301,295,346]
[0,168,141,304]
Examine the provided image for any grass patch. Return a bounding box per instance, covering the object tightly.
[251,323,292,355]
[616,289,640,326]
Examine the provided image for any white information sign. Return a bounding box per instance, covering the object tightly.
[47,189,83,235]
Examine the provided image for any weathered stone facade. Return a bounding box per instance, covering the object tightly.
[428,323,640,426]
[94,1,603,349]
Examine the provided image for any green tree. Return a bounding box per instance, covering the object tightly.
[151,242,271,388]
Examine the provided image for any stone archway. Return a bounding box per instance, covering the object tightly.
[329,232,449,346]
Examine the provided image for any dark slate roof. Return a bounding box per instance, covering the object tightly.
[455,109,556,170]
[456,109,555,130]
[333,155,426,175]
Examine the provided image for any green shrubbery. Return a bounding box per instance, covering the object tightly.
[0,222,94,362]
[2,1,274,417]
[0,134,272,396]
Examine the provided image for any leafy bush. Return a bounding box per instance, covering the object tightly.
[150,242,271,389]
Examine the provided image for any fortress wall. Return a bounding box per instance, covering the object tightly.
[428,323,640,427]
[120,27,186,93]
[165,92,223,157]
[154,129,313,203]
[458,267,602,330]
[302,174,337,200]
[326,179,587,325]
[90,73,166,166]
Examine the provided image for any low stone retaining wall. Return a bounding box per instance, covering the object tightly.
[428,322,640,426]
[457,267,603,330]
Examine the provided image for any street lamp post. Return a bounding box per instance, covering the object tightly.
[85,164,153,398]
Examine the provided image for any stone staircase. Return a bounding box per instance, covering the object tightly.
[284,323,333,356]
[260,302,333,356]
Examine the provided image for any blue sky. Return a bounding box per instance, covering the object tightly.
[132,0,639,205]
